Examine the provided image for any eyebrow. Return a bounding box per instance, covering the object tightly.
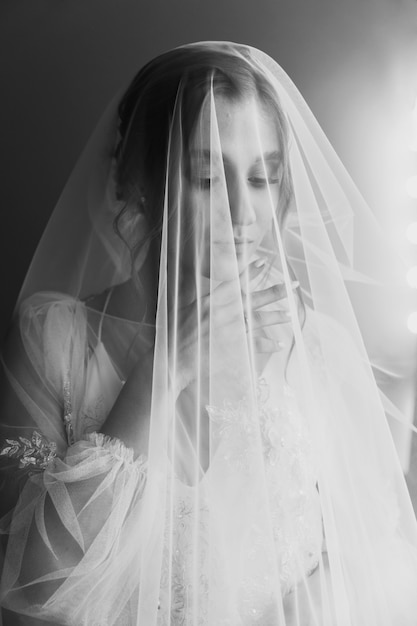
[254,151,282,165]
[189,149,282,165]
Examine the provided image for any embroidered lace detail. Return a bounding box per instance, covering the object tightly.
[63,373,75,445]
[208,380,323,596]
[85,432,144,468]
[158,381,323,623]
[159,494,210,625]
[0,431,57,471]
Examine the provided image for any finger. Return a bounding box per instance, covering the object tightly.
[249,281,299,309]
[252,336,284,354]
[247,309,292,329]
[247,258,268,280]
[238,259,269,293]
[238,257,267,281]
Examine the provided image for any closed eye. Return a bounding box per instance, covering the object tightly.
[248,176,280,187]
[194,176,219,189]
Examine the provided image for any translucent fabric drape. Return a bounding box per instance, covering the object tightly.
[1,42,417,625]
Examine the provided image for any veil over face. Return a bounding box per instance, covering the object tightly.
[1,41,417,626]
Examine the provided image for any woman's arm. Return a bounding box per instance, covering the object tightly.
[0,299,147,620]
[99,348,154,457]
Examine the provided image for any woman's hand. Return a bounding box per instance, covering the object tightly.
[174,261,297,397]
[101,262,299,450]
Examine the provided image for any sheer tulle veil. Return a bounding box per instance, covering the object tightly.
[1,41,417,625]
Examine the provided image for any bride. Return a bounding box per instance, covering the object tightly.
[1,41,417,625]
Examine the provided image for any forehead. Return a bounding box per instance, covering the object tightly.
[191,94,280,157]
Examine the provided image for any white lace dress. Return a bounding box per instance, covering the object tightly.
[0,297,323,625]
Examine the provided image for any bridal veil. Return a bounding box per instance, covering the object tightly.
[1,41,417,625]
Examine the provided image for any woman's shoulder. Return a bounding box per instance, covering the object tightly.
[18,291,87,324]
[14,291,89,355]
[18,287,126,318]
[17,288,121,333]
[12,291,89,373]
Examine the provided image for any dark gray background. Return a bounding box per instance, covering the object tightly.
[1,0,417,335]
[1,0,417,500]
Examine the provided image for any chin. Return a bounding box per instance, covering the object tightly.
[210,268,238,282]
[199,249,254,282]
[210,262,248,282]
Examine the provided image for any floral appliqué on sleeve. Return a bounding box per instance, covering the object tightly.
[0,431,57,471]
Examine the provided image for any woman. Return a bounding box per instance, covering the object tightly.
[1,41,417,625]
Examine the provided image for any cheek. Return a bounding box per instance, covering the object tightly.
[184,188,224,220]
[182,189,208,232]
[254,189,278,235]
[197,189,235,239]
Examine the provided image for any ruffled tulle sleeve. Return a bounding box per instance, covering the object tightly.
[0,294,84,523]
[1,433,147,625]
[0,294,147,625]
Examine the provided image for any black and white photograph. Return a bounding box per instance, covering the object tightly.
[1,1,417,624]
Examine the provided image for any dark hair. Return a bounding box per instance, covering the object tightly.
[113,43,294,262]
[113,43,303,377]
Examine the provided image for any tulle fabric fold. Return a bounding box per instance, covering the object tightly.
[1,41,417,625]
[1,432,147,625]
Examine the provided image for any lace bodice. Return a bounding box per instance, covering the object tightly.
[157,380,322,625]
[77,339,323,623]
[0,311,323,625]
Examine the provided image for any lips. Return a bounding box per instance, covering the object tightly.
[212,239,254,245]
[233,238,254,245]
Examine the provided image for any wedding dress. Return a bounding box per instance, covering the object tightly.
[1,42,417,625]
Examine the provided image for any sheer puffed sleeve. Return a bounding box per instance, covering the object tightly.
[0,294,148,625]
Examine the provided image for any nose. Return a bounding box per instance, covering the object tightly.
[227,175,256,227]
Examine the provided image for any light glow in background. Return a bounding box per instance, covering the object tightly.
[1,0,417,471]
[407,98,417,335]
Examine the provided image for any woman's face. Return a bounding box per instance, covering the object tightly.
[182,94,282,281]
